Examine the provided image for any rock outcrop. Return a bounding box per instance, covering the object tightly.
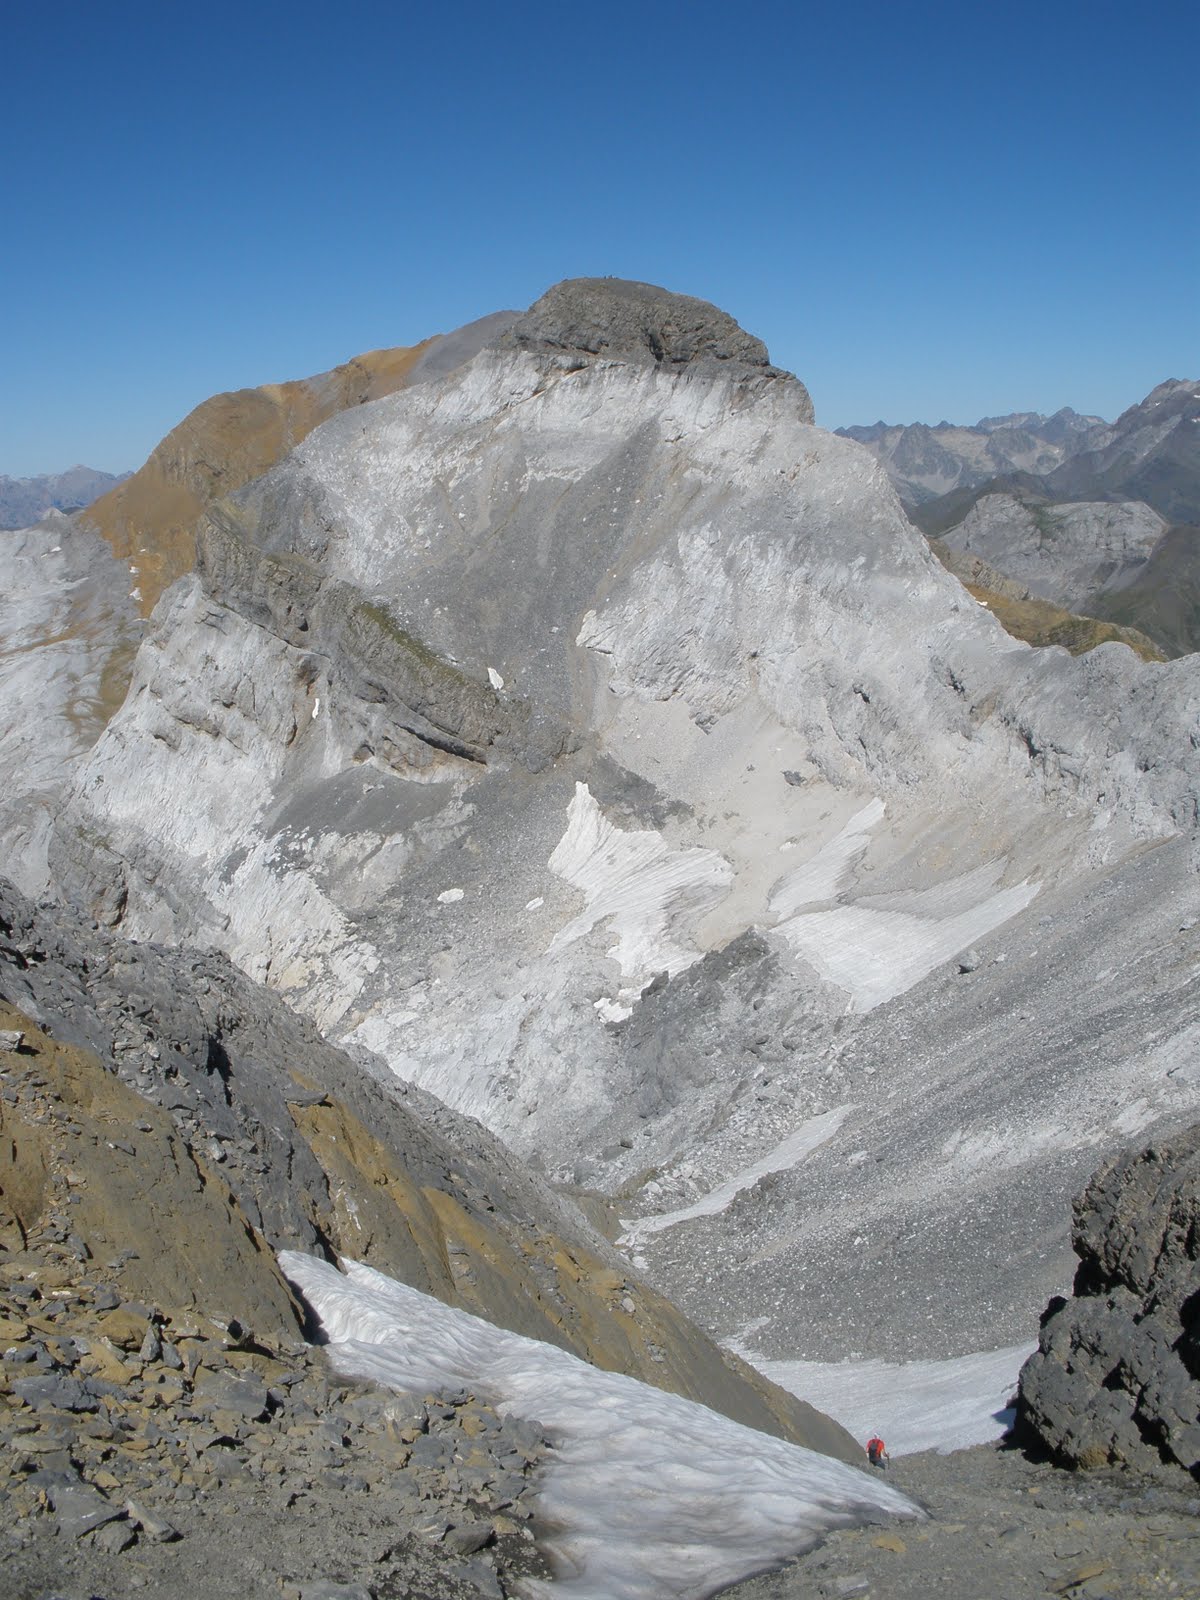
[1017,1124,1200,1478]
[0,1163,554,1600]
[499,276,787,382]
[0,516,141,894]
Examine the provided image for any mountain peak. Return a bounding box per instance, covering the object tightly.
[497,276,777,374]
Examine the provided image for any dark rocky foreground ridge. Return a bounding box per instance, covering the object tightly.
[3,939,1198,1600]
[725,1125,1200,1600]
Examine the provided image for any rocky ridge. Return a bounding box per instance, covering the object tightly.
[0,316,518,922]
[0,1225,552,1600]
[0,878,844,1453]
[80,312,518,620]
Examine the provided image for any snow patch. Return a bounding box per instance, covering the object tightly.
[621,1105,853,1245]
[437,887,465,904]
[548,782,732,997]
[730,1340,1035,1457]
[280,1252,919,1600]
[773,881,1039,1012]
[767,800,884,915]
[488,666,504,691]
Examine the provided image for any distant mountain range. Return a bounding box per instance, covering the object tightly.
[836,408,1105,507]
[840,380,1200,522]
[0,465,129,529]
[845,379,1200,657]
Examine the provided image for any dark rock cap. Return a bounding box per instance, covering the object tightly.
[498,277,779,375]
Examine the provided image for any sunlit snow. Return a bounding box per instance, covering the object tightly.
[767,799,884,916]
[547,781,732,1017]
[731,1340,1034,1456]
[280,1251,919,1600]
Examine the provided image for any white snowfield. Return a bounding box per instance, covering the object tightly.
[548,781,733,1020]
[279,1252,920,1600]
[732,1340,1035,1457]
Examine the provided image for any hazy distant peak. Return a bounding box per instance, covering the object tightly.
[0,465,130,529]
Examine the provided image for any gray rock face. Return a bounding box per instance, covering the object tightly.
[0,517,141,892]
[940,493,1168,611]
[498,276,790,387]
[1017,1124,1200,1478]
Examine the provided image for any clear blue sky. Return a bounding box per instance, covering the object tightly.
[3,0,1196,474]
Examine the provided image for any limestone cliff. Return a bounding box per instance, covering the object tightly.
[79,312,517,619]
[0,517,141,894]
[44,278,1200,1379]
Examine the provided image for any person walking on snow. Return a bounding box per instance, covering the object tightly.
[866,1434,889,1469]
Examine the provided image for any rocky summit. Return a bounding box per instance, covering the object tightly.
[1,277,1199,1596]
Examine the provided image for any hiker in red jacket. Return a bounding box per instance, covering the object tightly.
[866,1435,889,1469]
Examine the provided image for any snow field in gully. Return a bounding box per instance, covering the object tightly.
[280,1252,920,1600]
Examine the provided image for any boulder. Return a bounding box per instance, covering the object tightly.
[1016,1123,1200,1478]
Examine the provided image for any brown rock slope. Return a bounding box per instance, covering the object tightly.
[80,343,435,617]
[930,539,1165,661]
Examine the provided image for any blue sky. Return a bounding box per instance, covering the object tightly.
[3,0,1196,474]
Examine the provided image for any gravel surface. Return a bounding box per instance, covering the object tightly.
[0,1247,550,1600]
[724,1442,1200,1600]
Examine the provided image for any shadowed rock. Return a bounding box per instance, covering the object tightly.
[1017,1124,1200,1478]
